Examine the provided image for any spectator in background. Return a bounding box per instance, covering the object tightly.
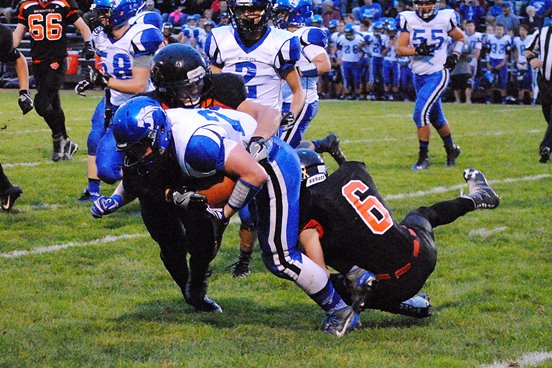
[169,6,186,26]
[529,0,551,19]
[486,0,504,24]
[217,12,230,25]
[322,0,342,27]
[521,5,543,33]
[357,0,383,20]
[144,0,161,15]
[155,0,175,23]
[0,0,17,23]
[340,0,360,15]
[496,3,519,33]
[458,0,486,30]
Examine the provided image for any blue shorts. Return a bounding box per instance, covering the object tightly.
[489,58,508,89]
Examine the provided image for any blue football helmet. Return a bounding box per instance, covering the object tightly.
[328,19,339,30]
[286,0,313,28]
[373,20,384,34]
[272,0,292,28]
[92,0,139,33]
[310,14,323,27]
[228,0,272,34]
[111,96,172,174]
[344,23,355,40]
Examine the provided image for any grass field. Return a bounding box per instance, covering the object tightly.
[0,90,551,367]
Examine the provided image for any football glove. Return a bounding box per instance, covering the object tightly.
[415,39,436,56]
[91,194,123,218]
[247,136,269,163]
[74,79,92,96]
[205,206,230,243]
[85,65,109,88]
[444,54,459,69]
[18,90,33,115]
[81,41,95,60]
[169,187,208,211]
[280,111,296,132]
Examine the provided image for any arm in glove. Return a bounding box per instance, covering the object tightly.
[280,111,296,132]
[81,41,95,60]
[247,136,269,163]
[74,79,92,96]
[85,65,110,88]
[205,206,230,242]
[444,53,459,69]
[415,39,436,56]
[92,194,123,218]
[167,187,208,211]
[18,90,33,115]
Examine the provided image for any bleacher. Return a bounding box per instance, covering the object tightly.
[0,20,91,88]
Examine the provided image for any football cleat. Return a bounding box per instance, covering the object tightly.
[316,134,346,166]
[345,267,376,313]
[445,144,461,167]
[228,253,252,278]
[190,295,223,313]
[63,137,79,160]
[52,135,65,162]
[396,293,431,318]
[539,146,550,163]
[411,155,430,171]
[78,188,100,202]
[322,306,361,337]
[462,169,500,209]
[1,184,22,212]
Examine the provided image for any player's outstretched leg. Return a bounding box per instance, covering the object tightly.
[322,305,361,337]
[462,169,500,209]
[314,134,347,165]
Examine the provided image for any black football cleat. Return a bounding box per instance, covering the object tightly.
[316,134,346,165]
[539,146,550,163]
[445,144,461,167]
[190,295,223,313]
[228,253,252,278]
[462,169,500,209]
[52,135,65,162]
[411,154,430,171]
[78,188,100,202]
[1,184,23,212]
[396,293,432,318]
[63,137,79,161]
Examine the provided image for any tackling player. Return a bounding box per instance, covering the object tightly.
[12,0,93,161]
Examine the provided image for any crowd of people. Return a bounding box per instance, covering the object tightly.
[4,0,542,339]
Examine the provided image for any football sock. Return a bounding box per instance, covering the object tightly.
[88,179,101,195]
[309,279,348,314]
[419,141,429,157]
[441,134,454,147]
[413,197,474,228]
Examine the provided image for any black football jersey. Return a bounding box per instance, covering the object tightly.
[17,0,80,61]
[300,161,415,275]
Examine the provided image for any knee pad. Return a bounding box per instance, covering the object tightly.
[87,128,106,155]
[96,129,123,184]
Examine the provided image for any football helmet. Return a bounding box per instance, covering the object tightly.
[162,22,173,36]
[328,19,339,31]
[272,0,292,28]
[372,20,384,34]
[280,0,313,28]
[413,0,437,21]
[111,96,171,174]
[344,23,355,40]
[92,0,139,33]
[297,148,327,189]
[310,14,323,27]
[228,0,272,34]
[150,44,212,108]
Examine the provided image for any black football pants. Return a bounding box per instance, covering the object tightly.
[537,75,552,150]
[32,59,67,138]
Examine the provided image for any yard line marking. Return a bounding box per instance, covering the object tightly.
[0,233,148,259]
[349,129,543,142]
[0,129,53,135]
[384,174,551,200]
[481,351,552,368]
[468,226,508,238]
[2,157,87,168]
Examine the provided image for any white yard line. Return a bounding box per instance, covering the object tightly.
[351,129,543,141]
[0,233,148,259]
[481,351,552,368]
[468,226,508,238]
[2,157,87,168]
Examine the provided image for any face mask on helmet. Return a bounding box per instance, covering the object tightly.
[285,0,313,28]
[272,0,292,29]
[297,149,327,189]
[150,44,211,108]
[112,96,171,175]
[414,0,437,20]
[228,0,271,34]
[93,0,138,33]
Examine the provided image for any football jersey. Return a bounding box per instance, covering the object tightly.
[486,34,512,60]
[129,10,163,30]
[467,31,483,51]
[17,0,80,61]
[369,33,388,58]
[92,23,163,106]
[397,9,460,75]
[282,26,328,104]
[383,37,397,61]
[512,36,529,63]
[166,108,258,179]
[204,25,301,109]
[300,161,416,275]
[337,33,365,62]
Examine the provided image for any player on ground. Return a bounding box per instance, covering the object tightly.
[12,0,93,161]
[396,0,464,170]
[297,149,500,317]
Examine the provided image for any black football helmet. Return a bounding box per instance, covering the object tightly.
[228,0,272,34]
[297,148,327,189]
[150,44,212,108]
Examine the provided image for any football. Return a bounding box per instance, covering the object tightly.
[190,173,236,208]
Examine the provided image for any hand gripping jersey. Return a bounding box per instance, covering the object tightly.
[17,0,80,61]
[166,108,258,179]
[397,9,460,75]
[92,23,163,106]
[486,34,512,60]
[204,25,301,109]
[282,26,328,104]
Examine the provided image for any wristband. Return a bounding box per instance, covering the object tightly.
[19,89,29,96]
[298,62,318,78]
[227,179,262,210]
[526,54,537,63]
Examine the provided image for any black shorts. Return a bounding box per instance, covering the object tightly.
[450,73,472,90]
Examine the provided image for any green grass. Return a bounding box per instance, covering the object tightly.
[1,90,551,367]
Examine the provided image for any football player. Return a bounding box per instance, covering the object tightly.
[484,23,512,104]
[297,149,500,318]
[336,23,365,100]
[382,23,399,100]
[396,0,464,170]
[367,21,387,100]
[12,0,93,161]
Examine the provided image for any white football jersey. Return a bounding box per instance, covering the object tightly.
[383,37,397,61]
[369,33,388,58]
[282,26,328,104]
[512,36,529,63]
[166,108,258,179]
[486,34,512,60]
[397,9,460,75]
[467,31,483,51]
[204,25,301,109]
[337,33,365,62]
[92,23,163,106]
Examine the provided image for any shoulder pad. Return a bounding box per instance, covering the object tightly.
[303,27,328,48]
[133,27,163,55]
